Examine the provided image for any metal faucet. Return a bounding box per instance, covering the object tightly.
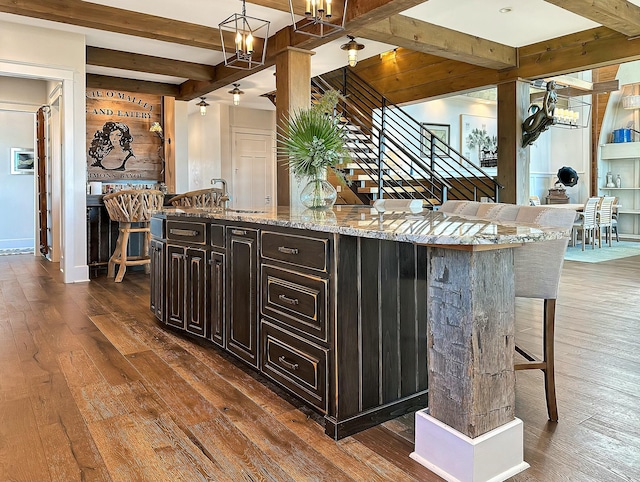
[211,178,230,208]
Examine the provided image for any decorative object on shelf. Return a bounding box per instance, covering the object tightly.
[278,89,348,209]
[612,127,640,143]
[522,81,557,147]
[289,0,348,38]
[219,0,269,70]
[228,84,244,106]
[196,97,209,116]
[622,95,640,110]
[340,36,364,67]
[557,166,579,187]
[606,171,616,188]
[616,174,622,188]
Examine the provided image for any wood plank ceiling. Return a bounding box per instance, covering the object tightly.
[2,0,640,102]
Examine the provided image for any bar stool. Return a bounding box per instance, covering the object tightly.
[103,189,164,282]
[169,187,226,208]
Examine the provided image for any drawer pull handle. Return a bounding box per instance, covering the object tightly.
[277,246,299,255]
[170,228,199,237]
[232,229,247,236]
[278,356,299,371]
[278,294,299,305]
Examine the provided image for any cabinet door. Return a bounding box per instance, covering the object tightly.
[209,251,225,347]
[149,238,165,322]
[227,227,259,367]
[166,244,186,330]
[186,247,208,338]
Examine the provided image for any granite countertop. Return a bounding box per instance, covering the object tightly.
[156,205,570,246]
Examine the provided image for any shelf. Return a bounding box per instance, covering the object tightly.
[601,142,640,159]
[599,187,640,190]
[618,209,640,215]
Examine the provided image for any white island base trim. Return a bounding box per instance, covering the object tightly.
[410,410,529,482]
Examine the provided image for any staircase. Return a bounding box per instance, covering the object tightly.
[311,68,502,207]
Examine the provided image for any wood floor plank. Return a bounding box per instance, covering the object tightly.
[0,398,51,481]
[90,313,151,355]
[77,329,143,386]
[0,316,29,402]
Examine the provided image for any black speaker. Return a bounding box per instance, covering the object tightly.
[557,166,579,187]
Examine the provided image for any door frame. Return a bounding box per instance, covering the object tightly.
[231,127,276,208]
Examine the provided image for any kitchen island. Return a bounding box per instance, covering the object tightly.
[149,205,568,451]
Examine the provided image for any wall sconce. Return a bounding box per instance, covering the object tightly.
[228,84,244,106]
[289,0,348,38]
[149,121,164,140]
[219,0,269,70]
[340,36,365,67]
[196,97,210,116]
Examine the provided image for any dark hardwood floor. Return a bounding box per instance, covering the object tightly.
[0,253,638,481]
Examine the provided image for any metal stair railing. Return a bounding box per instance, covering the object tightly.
[314,68,503,204]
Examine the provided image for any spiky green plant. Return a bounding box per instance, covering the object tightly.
[278,90,348,181]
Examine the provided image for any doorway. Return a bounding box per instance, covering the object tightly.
[231,128,275,209]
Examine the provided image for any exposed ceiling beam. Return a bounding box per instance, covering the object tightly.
[177,0,427,100]
[86,47,216,82]
[356,14,517,69]
[86,74,180,97]
[0,0,229,50]
[544,0,640,37]
[530,80,620,101]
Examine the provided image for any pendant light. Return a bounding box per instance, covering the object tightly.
[219,0,270,70]
[289,0,348,38]
[340,35,364,67]
[196,97,209,116]
[228,84,244,106]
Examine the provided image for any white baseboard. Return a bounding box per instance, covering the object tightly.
[410,410,529,482]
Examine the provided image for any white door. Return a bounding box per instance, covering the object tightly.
[232,129,275,209]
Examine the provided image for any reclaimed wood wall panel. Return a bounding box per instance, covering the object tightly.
[86,89,162,181]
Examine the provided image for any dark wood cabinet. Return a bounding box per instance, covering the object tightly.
[209,251,225,347]
[185,247,208,337]
[166,244,186,330]
[226,227,259,367]
[150,238,165,322]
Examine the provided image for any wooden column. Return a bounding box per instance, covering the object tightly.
[162,96,176,193]
[497,81,530,205]
[426,245,516,438]
[275,47,314,207]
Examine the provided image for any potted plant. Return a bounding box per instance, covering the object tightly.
[279,90,348,209]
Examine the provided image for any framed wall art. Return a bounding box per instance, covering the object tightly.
[420,123,450,157]
[10,147,35,174]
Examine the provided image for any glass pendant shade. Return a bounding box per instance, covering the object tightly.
[290,0,348,38]
[219,0,269,70]
[228,84,244,106]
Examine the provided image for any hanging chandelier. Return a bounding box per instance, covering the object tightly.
[219,0,270,70]
[289,0,348,38]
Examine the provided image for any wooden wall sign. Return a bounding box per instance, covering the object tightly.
[86,90,162,181]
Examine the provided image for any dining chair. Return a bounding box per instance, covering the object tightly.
[103,189,164,282]
[572,197,600,251]
[597,196,616,247]
[611,197,620,242]
[170,187,226,208]
[529,195,541,206]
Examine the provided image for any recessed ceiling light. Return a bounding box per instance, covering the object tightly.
[499,7,512,13]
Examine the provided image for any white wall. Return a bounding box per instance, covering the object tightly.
[0,19,87,282]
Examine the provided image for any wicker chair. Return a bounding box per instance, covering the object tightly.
[170,188,226,208]
[103,189,164,282]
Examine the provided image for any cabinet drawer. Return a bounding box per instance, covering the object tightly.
[262,265,327,342]
[261,321,328,412]
[150,217,165,238]
[261,231,328,272]
[167,220,207,245]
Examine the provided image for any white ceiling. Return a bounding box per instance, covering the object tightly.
[0,0,629,112]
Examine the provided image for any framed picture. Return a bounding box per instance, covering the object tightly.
[10,147,35,174]
[421,123,450,157]
[460,115,497,168]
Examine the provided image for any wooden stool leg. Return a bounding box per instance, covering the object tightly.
[543,299,558,421]
[115,223,131,283]
[108,227,124,278]
[143,226,151,275]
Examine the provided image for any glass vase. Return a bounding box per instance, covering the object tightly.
[300,171,337,210]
